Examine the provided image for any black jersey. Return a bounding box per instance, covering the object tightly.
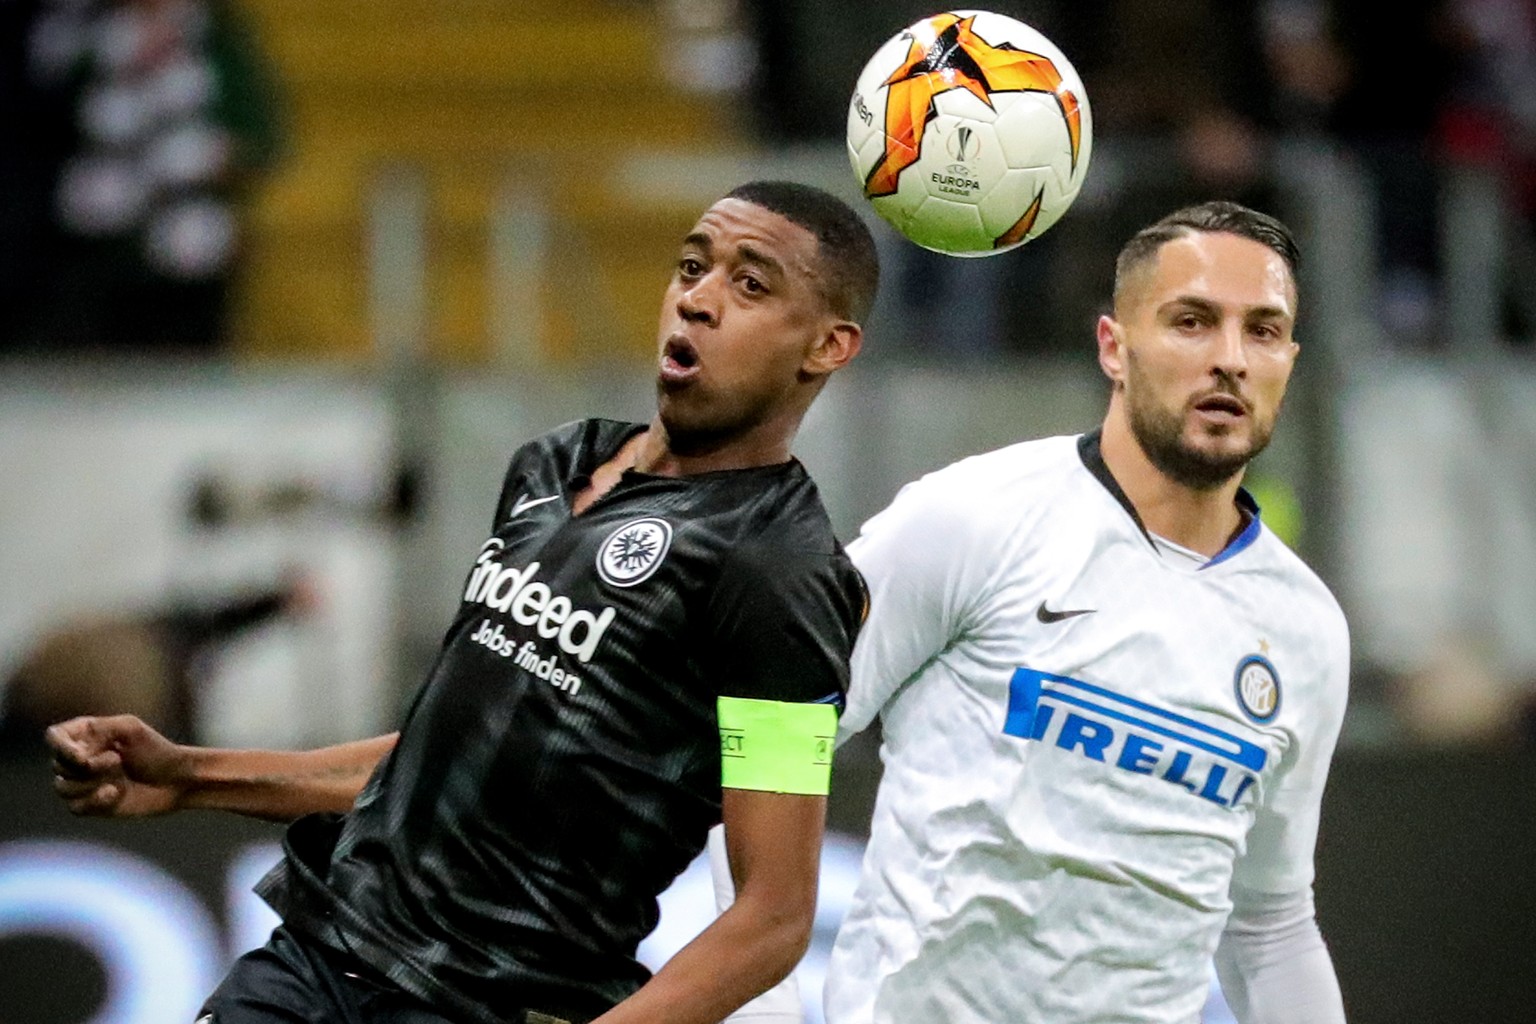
[257,418,866,1022]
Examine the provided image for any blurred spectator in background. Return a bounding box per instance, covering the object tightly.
[1437,0,1536,343]
[1259,0,1350,138]
[1039,0,1287,358]
[3,0,284,357]
[0,574,315,754]
[0,0,72,348]
[1265,0,1467,347]
[1386,637,1535,750]
[1065,0,1284,226]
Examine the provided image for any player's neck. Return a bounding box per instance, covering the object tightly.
[1098,411,1246,558]
[631,413,797,477]
[570,417,797,516]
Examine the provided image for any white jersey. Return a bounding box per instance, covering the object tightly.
[825,433,1349,1024]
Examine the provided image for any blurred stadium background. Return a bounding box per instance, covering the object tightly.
[2,1,1534,1021]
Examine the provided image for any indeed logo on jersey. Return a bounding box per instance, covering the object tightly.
[463,539,615,664]
[1003,668,1267,809]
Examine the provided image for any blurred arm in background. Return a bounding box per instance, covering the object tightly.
[3,575,317,749]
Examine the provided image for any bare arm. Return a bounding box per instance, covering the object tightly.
[47,714,397,823]
[590,788,824,1024]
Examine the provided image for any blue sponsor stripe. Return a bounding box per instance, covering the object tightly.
[1005,668,1267,771]
[1036,688,1264,770]
[1046,675,1262,754]
[1003,668,1045,739]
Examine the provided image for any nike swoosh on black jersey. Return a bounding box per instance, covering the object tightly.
[1036,600,1095,623]
[510,493,561,518]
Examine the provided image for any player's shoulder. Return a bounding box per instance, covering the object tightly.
[849,434,1087,577]
[730,460,845,558]
[715,466,864,608]
[515,417,639,461]
[889,433,1085,522]
[1253,528,1350,641]
[930,432,1082,483]
[1250,531,1352,714]
[502,417,641,477]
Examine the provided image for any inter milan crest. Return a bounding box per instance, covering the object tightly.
[596,518,673,588]
[1233,654,1281,723]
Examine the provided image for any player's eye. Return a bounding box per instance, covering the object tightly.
[678,256,705,278]
[739,274,767,295]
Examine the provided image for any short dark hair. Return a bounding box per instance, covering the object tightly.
[725,180,881,324]
[1113,201,1300,310]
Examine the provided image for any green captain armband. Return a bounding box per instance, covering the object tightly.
[717,696,837,796]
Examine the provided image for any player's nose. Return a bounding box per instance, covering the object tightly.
[677,272,722,326]
[1210,320,1248,377]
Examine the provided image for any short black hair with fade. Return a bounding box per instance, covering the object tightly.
[1112,200,1300,312]
[725,180,881,325]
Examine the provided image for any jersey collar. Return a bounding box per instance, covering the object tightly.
[1076,429,1262,569]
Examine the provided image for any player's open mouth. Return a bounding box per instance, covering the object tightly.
[1192,393,1248,420]
[660,336,701,384]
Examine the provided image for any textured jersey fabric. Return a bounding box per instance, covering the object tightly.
[1214,887,1347,1024]
[257,418,865,1023]
[825,430,1350,1024]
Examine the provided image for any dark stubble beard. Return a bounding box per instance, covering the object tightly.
[1125,361,1275,492]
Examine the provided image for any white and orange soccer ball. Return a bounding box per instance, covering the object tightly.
[847,10,1092,257]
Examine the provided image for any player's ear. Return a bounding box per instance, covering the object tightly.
[802,321,862,379]
[1096,315,1125,389]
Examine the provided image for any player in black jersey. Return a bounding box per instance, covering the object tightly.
[46,181,880,1024]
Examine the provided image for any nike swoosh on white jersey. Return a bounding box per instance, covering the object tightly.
[510,493,561,518]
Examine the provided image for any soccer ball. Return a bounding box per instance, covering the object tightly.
[846,10,1092,257]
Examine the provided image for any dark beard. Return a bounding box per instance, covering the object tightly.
[1127,387,1272,491]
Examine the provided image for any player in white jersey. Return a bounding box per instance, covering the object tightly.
[717,200,1349,1023]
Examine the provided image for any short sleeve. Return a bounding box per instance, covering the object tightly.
[487,437,547,531]
[698,538,865,708]
[484,418,599,531]
[488,460,521,532]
